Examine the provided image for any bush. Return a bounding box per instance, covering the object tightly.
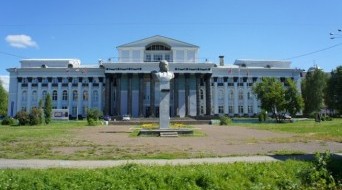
[258,110,267,122]
[15,111,30,126]
[86,108,102,126]
[1,116,16,125]
[29,108,43,125]
[219,116,232,125]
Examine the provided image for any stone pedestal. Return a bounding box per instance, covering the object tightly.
[159,89,170,129]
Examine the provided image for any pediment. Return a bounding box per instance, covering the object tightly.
[117,35,199,49]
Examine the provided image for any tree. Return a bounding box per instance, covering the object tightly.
[44,93,52,124]
[325,66,342,114]
[301,68,327,116]
[15,110,29,125]
[0,79,8,117]
[284,78,304,116]
[29,107,42,125]
[253,77,285,120]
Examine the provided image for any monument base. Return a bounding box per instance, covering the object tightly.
[138,128,194,137]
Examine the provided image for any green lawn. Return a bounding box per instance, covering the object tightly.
[0,159,341,190]
[233,118,342,142]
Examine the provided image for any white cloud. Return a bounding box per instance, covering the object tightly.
[0,75,9,92]
[5,34,38,48]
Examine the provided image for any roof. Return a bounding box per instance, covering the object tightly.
[117,35,199,48]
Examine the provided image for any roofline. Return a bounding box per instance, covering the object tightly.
[116,35,199,48]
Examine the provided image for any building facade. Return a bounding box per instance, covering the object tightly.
[7,35,302,118]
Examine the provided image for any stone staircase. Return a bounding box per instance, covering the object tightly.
[159,131,179,137]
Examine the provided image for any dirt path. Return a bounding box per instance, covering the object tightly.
[55,125,342,158]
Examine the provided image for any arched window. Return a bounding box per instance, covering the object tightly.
[62,90,68,100]
[52,90,58,101]
[218,89,224,101]
[32,90,37,102]
[93,90,98,102]
[229,91,234,100]
[22,90,27,101]
[42,91,47,100]
[239,90,243,100]
[83,90,88,101]
[73,90,78,101]
[146,43,170,51]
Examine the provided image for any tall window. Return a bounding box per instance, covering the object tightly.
[32,91,37,102]
[22,90,27,101]
[42,91,47,100]
[247,92,252,100]
[52,90,58,101]
[93,90,98,102]
[229,106,233,113]
[229,91,234,100]
[83,90,88,101]
[62,90,68,101]
[218,106,224,114]
[248,106,253,113]
[145,54,151,62]
[73,90,78,101]
[239,90,243,100]
[200,89,204,100]
[238,106,244,114]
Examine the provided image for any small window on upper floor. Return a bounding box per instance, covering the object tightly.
[146,43,171,51]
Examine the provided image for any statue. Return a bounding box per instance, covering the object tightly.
[152,60,174,129]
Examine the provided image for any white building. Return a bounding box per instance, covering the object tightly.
[7,35,302,118]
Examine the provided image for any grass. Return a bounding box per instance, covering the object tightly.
[233,118,342,142]
[0,159,340,190]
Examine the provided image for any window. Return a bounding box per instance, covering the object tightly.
[145,54,151,62]
[52,78,58,84]
[248,106,253,113]
[52,106,57,109]
[164,54,170,61]
[72,106,77,115]
[218,106,224,114]
[200,106,204,114]
[62,78,68,84]
[229,91,234,100]
[93,90,98,102]
[83,106,88,115]
[146,44,170,51]
[247,92,251,100]
[153,54,163,61]
[218,90,224,101]
[32,78,38,84]
[72,78,78,84]
[42,78,48,84]
[73,90,78,101]
[200,89,204,100]
[42,91,47,100]
[62,90,68,101]
[239,90,243,100]
[52,90,58,101]
[22,90,27,101]
[32,91,37,102]
[83,90,88,101]
[22,78,28,84]
[62,106,68,109]
[238,106,244,114]
[229,106,233,113]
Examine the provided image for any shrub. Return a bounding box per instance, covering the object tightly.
[1,116,16,125]
[86,108,102,126]
[219,116,232,125]
[29,108,42,125]
[258,110,267,122]
[15,111,29,126]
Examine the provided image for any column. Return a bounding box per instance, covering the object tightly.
[115,75,121,116]
[37,78,42,103]
[57,82,62,109]
[104,75,110,115]
[77,79,82,116]
[224,77,228,114]
[138,74,144,117]
[88,77,93,109]
[127,74,132,116]
[243,81,248,115]
[173,74,179,116]
[185,73,190,116]
[150,74,155,117]
[205,74,212,115]
[98,78,103,112]
[17,79,22,112]
[213,77,218,115]
[27,80,32,111]
[195,74,201,116]
[234,82,238,114]
[68,82,72,115]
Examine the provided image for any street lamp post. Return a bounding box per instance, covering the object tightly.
[330,29,342,39]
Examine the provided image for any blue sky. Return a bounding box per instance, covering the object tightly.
[1,0,342,78]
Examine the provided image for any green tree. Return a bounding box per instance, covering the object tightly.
[29,107,42,125]
[284,78,304,116]
[325,66,342,114]
[301,68,327,116]
[0,79,8,117]
[44,93,52,124]
[253,77,285,120]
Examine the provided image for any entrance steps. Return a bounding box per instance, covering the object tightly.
[160,131,179,137]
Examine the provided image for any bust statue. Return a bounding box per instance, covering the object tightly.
[152,60,174,90]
